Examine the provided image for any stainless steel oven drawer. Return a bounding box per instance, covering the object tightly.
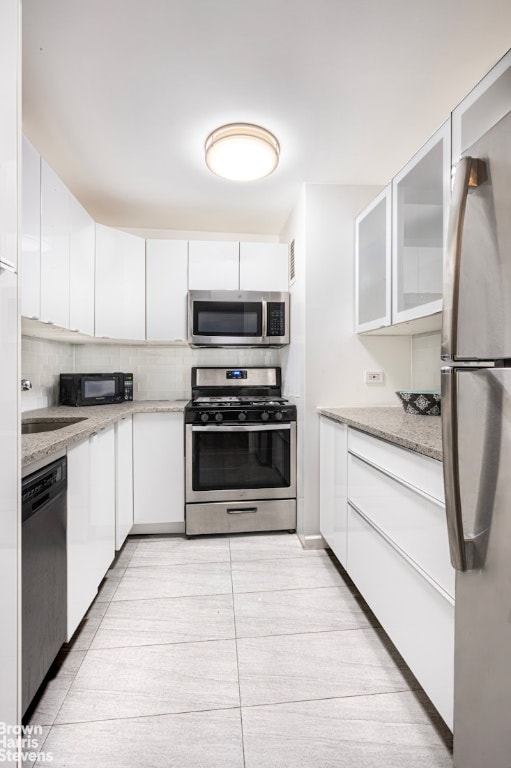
[185,498,296,536]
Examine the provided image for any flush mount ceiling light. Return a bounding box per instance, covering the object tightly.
[204,123,280,181]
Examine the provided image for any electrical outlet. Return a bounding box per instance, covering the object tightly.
[365,370,384,385]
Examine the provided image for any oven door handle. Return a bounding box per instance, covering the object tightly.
[191,424,291,432]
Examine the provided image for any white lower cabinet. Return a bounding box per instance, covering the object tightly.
[67,427,116,640]
[67,439,93,639]
[90,427,116,580]
[115,415,134,549]
[348,453,454,597]
[320,416,454,729]
[133,413,184,529]
[319,416,348,567]
[347,503,454,729]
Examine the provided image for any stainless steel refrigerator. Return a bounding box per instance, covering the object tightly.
[442,108,511,768]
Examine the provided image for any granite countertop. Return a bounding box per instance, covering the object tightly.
[318,406,442,462]
[22,400,188,468]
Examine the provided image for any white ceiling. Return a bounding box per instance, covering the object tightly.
[22,0,511,236]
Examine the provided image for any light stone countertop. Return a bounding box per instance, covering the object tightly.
[318,406,442,462]
[22,400,188,469]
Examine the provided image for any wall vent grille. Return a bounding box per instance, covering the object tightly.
[289,240,296,285]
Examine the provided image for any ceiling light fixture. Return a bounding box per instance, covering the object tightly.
[204,123,280,181]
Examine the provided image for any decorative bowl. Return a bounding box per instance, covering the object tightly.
[395,390,441,416]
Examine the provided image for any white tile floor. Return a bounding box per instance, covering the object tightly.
[28,533,453,767]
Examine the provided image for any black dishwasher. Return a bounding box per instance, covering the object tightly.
[22,456,67,715]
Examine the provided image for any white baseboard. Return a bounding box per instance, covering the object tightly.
[298,533,327,550]
[130,522,185,535]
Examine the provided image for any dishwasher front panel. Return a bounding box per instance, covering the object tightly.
[22,457,67,716]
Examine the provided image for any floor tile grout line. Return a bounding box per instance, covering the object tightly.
[108,591,234,603]
[125,560,231,569]
[82,636,237,653]
[47,687,425,730]
[48,704,244,729]
[94,590,235,604]
[237,687,429,711]
[86,623,380,653]
[229,537,247,768]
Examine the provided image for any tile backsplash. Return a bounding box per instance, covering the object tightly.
[411,332,441,391]
[22,332,441,412]
[21,337,280,411]
[21,337,74,411]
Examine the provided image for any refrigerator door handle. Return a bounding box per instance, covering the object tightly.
[441,156,487,361]
[441,368,474,571]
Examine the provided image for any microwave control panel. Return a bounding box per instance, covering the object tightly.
[267,302,286,337]
[123,373,134,401]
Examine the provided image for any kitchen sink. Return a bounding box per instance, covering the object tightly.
[22,418,87,435]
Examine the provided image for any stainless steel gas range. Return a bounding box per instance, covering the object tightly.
[184,367,297,536]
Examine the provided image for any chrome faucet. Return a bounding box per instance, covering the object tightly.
[21,379,32,391]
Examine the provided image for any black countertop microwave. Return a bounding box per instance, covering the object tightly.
[59,373,133,406]
[188,290,290,347]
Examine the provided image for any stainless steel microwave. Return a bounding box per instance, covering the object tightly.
[188,290,290,347]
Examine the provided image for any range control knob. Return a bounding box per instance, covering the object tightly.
[238,412,247,422]
[261,411,270,422]
[200,412,209,423]
[215,412,223,423]
[274,411,283,421]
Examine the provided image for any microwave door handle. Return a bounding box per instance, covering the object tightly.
[442,156,487,360]
[262,300,267,339]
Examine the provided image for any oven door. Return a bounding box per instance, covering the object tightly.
[186,423,296,503]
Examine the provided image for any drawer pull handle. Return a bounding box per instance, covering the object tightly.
[348,500,454,605]
[227,507,257,515]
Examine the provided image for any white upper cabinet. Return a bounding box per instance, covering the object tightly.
[391,120,450,325]
[0,0,18,276]
[40,159,70,327]
[355,185,391,332]
[146,239,188,341]
[69,194,95,335]
[21,137,41,318]
[239,242,289,292]
[188,240,239,290]
[95,224,145,340]
[452,49,511,163]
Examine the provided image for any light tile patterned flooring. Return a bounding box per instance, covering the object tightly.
[28,533,453,767]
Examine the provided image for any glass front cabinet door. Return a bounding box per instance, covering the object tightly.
[391,120,450,325]
[355,185,391,332]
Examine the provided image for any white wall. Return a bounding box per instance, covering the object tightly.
[411,331,441,390]
[281,183,412,540]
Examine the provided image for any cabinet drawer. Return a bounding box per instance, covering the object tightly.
[348,454,453,597]
[348,428,444,501]
[347,504,454,729]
